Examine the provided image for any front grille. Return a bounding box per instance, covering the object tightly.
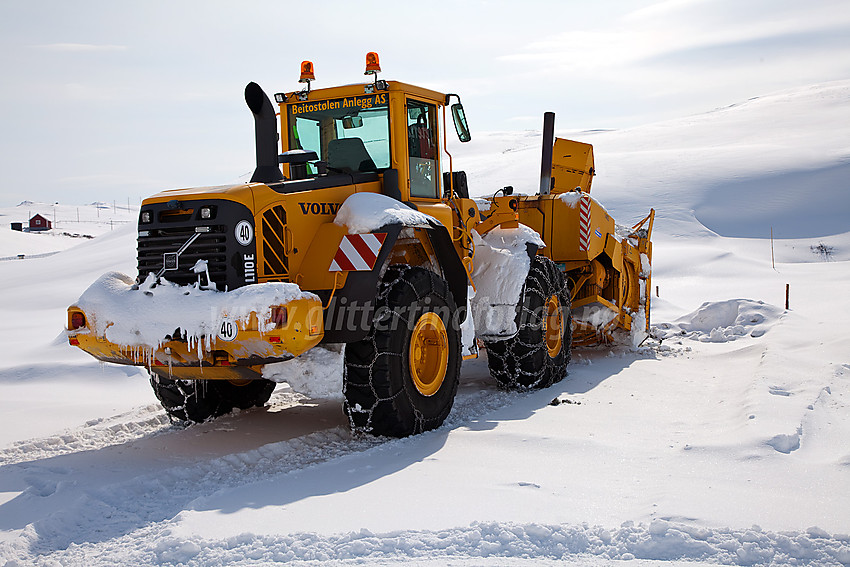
[137,199,257,291]
[137,226,228,287]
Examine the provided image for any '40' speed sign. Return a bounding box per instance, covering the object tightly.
[217,318,238,341]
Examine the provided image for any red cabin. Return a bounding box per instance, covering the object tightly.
[29,214,52,232]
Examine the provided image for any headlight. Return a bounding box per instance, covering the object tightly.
[199,206,216,220]
[140,210,152,224]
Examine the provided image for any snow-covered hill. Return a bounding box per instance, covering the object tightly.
[0,81,848,566]
[0,201,137,258]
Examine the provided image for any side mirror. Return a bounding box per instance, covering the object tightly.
[342,116,363,129]
[451,103,471,143]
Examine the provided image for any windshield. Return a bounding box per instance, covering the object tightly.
[287,94,390,174]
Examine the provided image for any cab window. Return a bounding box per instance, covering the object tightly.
[288,95,390,174]
[407,100,438,198]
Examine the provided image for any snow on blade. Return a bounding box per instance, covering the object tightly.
[333,192,434,234]
[72,271,318,351]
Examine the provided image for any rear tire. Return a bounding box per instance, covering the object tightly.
[343,265,461,437]
[485,256,571,390]
[149,374,276,424]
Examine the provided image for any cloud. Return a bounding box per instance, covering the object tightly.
[489,0,850,124]
[33,43,127,52]
[498,0,850,75]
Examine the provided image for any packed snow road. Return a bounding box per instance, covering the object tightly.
[1,321,849,566]
[0,355,540,562]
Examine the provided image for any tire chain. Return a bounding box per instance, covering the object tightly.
[485,256,571,390]
[343,266,405,435]
[149,374,275,424]
[343,264,458,436]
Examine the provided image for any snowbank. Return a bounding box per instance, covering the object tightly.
[653,299,783,343]
[7,518,850,566]
[149,521,850,566]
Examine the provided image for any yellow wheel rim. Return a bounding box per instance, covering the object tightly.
[409,312,449,397]
[545,294,563,358]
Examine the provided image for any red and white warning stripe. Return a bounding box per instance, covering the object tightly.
[578,193,592,252]
[329,233,388,272]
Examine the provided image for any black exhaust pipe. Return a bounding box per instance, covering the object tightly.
[245,82,284,184]
[539,111,555,195]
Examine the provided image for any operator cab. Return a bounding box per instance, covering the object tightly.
[271,53,470,202]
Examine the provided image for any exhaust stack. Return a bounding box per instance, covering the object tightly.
[245,82,284,184]
[539,111,555,195]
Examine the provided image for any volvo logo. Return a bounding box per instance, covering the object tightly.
[298,202,341,215]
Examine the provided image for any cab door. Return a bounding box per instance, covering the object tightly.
[406,99,440,200]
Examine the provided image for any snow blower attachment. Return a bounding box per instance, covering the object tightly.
[518,112,654,346]
[67,54,653,434]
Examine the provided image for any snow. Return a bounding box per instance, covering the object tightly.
[263,345,344,401]
[469,224,545,338]
[459,285,477,357]
[654,299,783,343]
[72,271,317,355]
[2,81,850,566]
[558,190,582,207]
[0,201,135,259]
[334,192,433,234]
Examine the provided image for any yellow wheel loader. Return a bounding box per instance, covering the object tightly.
[67,54,653,437]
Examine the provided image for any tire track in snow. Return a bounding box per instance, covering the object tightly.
[0,387,331,467]
[0,371,529,563]
[0,404,172,467]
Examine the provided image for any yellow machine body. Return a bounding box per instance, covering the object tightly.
[67,74,653,382]
[518,190,653,344]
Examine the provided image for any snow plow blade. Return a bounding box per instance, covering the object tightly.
[66,273,324,380]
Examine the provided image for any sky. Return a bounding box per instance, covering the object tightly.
[1,0,849,207]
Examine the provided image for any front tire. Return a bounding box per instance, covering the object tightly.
[343,265,461,437]
[485,256,571,390]
[149,374,276,424]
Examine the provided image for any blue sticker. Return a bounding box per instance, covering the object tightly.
[595,228,602,238]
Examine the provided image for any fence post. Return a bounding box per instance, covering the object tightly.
[771,227,775,269]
